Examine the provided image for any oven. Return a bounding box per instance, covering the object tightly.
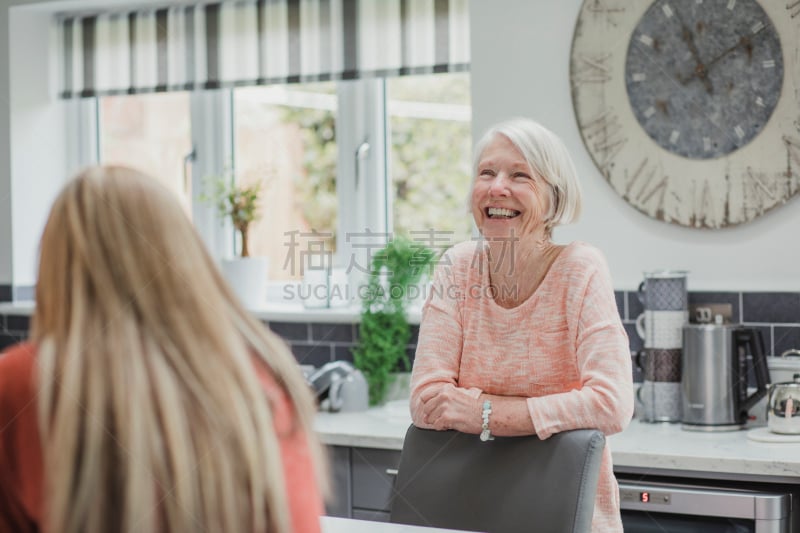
[618,476,798,533]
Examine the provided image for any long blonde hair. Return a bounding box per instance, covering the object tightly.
[32,166,325,533]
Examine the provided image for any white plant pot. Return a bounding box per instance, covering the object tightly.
[221,256,269,309]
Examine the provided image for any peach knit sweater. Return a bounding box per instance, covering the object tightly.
[410,240,633,533]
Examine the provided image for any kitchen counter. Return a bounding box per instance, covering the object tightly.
[321,516,480,533]
[314,401,800,484]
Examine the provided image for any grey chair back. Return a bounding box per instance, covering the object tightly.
[389,425,605,533]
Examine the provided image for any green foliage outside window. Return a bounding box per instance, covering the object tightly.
[280,107,338,253]
[280,73,472,255]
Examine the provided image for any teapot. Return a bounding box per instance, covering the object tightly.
[767,375,800,434]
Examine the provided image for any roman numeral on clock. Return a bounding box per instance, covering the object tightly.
[585,0,626,27]
[743,168,776,216]
[782,136,800,194]
[787,0,800,18]
[580,110,628,176]
[572,53,612,85]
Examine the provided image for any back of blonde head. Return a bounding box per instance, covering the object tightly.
[32,166,323,533]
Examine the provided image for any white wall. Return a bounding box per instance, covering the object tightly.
[0,0,140,291]
[9,6,70,287]
[0,3,15,286]
[0,0,72,289]
[469,0,800,291]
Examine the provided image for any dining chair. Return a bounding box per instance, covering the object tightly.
[389,425,605,533]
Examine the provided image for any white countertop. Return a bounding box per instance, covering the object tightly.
[321,516,480,533]
[314,400,800,484]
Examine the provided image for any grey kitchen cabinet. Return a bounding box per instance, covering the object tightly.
[325,445,402,522]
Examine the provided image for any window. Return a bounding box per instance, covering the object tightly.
[98,92,193,215]
[387,73,473,248]
[90,73,472,302]
[233,83,337,282]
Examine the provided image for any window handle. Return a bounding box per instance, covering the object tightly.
[183,145,197,195]
[354,141,370,189]
[385,468,398,476]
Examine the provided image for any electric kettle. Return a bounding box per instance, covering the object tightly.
[681,324,770,431]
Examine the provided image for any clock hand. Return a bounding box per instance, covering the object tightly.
[673,11,714,94]
[704,35,754,73]
[687,26,764,84]
[673,10,713,94]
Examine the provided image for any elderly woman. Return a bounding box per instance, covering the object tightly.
[410,118,633,532]
[0,166,325,533]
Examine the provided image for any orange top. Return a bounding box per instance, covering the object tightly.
[411,241,634,533]
[0,342,323,533]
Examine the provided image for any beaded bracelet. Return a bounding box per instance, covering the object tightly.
[479,400,494,442]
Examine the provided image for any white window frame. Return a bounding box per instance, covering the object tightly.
[80,79,391,306]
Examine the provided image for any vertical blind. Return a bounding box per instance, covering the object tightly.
[58,0,470,98]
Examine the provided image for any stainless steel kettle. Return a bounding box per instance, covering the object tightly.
[767,376,800,434]
[681,324,770,431]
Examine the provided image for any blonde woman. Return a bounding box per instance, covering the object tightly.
[0,166,326,533]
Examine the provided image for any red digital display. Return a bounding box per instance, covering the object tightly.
[640,492,650,503]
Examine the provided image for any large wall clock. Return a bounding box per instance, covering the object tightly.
[570,0,800,228]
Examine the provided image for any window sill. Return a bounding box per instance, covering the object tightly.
[0,301,34,316]
[251,302,422,325]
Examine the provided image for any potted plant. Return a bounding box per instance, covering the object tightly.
[353,236,437,405]
[203,171,269,308]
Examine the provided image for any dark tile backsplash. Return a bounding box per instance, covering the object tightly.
[3,290,800,385]
[288,342,335,368]
[269,321,309,342]
[1,313,28,353]
[6,315,30,331]
[626,291,644,323]
[0,332,25,351]
[310,323,354,343]
[614,292,624,318]
[742,292,800,324]
[774,326,800,356]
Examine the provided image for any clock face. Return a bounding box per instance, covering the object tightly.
[570,0,800,228]
[625,0,783,160]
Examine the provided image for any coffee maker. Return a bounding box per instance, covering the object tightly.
[681,323,770,431]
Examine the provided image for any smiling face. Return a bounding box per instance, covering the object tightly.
[471,134,552,242]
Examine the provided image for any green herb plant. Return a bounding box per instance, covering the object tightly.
[202,171,263,257]
[353,237,437,405]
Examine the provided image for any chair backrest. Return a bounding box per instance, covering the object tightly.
[389,425,605,533]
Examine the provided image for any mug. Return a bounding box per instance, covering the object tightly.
[302,268,330,309]
[635,310,688,349]
[327,267,351,308]
[638,270,689,311]
[637,348,682,382]
[637,380,682,422]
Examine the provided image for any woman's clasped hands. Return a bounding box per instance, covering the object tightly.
[418,383,483,433]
